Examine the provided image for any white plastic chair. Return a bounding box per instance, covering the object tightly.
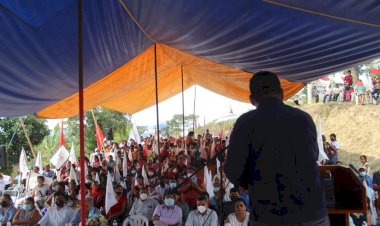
[122,215,149,226]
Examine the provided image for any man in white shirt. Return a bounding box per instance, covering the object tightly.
[129,187,159,222]
[329,133,340,164]
[32,176,49,208]
[185,195,218,226]
[38,191,75,226]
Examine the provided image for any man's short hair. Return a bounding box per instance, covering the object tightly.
[250,71,283,101]
[229,187,239,193]
[37,176,45,181]
[54,191,65,198]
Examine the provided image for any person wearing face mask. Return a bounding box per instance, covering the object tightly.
[209,183,222,209]
[358,166,373,189]
[152,192,182,226]
[155,178,169,201]
[217,187,240,221]
[107,185,127,224]
[12,197,41,226]
[185,195,218,226]
[37,191,75,226]
[0,194,17,225]
[128,187,159,223]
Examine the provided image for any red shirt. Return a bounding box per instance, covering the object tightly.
[107,195,127,216]
[343,74,353,86]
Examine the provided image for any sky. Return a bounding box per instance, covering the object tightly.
[46,85,253,130]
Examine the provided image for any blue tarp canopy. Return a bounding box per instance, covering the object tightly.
[1,0,380,117]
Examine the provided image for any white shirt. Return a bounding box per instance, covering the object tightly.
[226,212,250,226]
[129,198,160,220]
[33,184,49,201]
[330,140,340,149]
[38,206,75,226]
[185,209,218,226]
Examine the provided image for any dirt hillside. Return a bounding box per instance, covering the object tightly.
[299,102,380,172]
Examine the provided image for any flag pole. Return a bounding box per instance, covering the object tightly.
[20,118,36,159]
[193,85,197,131]
[91,110,104,150]
[77,0,86,224]
[181,65,185,139]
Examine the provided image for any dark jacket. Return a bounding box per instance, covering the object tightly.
[224,97,327,224]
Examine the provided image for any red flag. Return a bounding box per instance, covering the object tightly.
[95,121,105,150]
[370,68,380,75]
[143,144,148,159]
[60,119,65,147]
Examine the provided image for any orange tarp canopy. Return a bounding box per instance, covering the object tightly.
[37,43,303,118]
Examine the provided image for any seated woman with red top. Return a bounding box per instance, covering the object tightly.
[107,185,127,224]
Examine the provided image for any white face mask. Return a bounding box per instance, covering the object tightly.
[140,193,148,201]
[197,205,207,214]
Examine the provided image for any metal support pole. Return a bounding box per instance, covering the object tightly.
[77,0,86,224]
[181,65,185,138]
[193,85,197,131]
[154,44,161,176]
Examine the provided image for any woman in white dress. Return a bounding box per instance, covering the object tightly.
[225,198,250,226]
[360,155,371,175]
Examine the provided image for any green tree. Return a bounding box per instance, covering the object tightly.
[163,114,198,137]
[0,115,50,167]
[137,126,149,137]
[34,123,61,165]
[66,107,131,156]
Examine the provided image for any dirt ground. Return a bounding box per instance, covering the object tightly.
[299,102,380,173]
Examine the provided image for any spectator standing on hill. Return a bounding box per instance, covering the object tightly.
[328,133,340,164]
[372,75,380,105]
[359,155,371,175]
[342,70,353,101]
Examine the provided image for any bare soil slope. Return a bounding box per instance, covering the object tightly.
[299,103,380,171]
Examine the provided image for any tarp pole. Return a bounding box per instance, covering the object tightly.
[193,85,197,131]
[19,118,36,159]
[77,0,86,224]
[154,44,161,176]
[181,65,185,139]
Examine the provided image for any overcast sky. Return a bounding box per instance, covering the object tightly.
[46,85,253,130]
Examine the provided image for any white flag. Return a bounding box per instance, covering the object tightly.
[204,165,214,198]
[142,165,149,186]
[50,145,69,169]
[114,163,121,184]
[128,150,133,162]
[105,172,117,214]
[69,164,78,185]
[216,157,221,176]
[317,116,329,162]
[95,173,100,184]
[19,148,29,179]
[210,139,216,159]
[128,124,141,145]
[69,143,77,164]
[35,151,43,174]
[132,124,141,144]
[122,151,128,177]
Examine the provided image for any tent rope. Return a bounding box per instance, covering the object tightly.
[264,0,380,28]
[118,0,156,43]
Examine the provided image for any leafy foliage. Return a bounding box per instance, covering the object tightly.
[162,114,198,137]
[0,115,49,167]
[66,107,131,156]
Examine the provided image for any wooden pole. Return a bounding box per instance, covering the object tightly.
[20,118,36,159]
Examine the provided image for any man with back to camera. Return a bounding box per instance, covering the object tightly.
[224,71,329,226]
